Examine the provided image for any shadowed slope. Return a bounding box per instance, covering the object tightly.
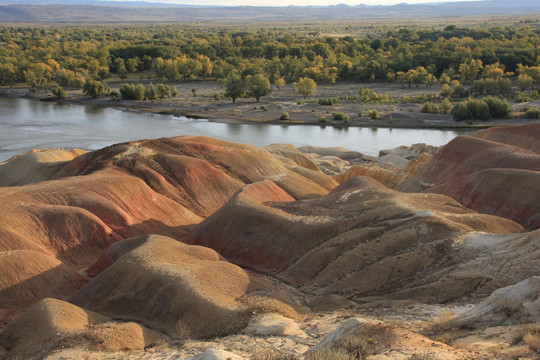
[72,234,252,338]
[0,298,160,360]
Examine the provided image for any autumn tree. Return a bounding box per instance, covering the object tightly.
[0,63,17,88]
[517,74,534,90]
[297,77,316,98]
[274,77,286,91]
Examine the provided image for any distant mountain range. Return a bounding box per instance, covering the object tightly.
[0,0,539,23]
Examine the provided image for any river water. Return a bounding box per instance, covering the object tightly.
[0,97,469,163]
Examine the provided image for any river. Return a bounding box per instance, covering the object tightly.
[0,97,469,163]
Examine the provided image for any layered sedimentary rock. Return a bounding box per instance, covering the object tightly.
[0,136,335,318]
[473,123,540,154]
[187,176,530,302]
[399,126,540,229]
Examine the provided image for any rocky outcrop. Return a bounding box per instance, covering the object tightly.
[399,127,540,229]
[0,298,160,360]
[187,176,528,302]
[456,275,540,326]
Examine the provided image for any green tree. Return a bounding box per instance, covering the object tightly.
[157,83,170,99]
[245,73,272,102]
[24,62,53,92]
[224,74,244,103]
[82,80,108,98]
[50,86,66,99]
[126,58,139,73]
[134,83,146,100]
[145,83,157,100]
[297,77,317,99]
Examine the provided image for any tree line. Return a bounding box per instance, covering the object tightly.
[0,24,539,98]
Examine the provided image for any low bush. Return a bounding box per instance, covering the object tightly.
[318,97,339,105]
[421,102,440,114]
[332,112,349,121]
[451,98,489,121]
[279,112,290,120]
[483,96,513,118]
[369,110,380,119]
[525,107,540,119]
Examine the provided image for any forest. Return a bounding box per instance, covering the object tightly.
[1,21,540,121]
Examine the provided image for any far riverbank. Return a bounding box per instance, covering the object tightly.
[2,81,539,130]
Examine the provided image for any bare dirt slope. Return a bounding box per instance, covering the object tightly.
[399,124,540,229]
[187,176,532,303]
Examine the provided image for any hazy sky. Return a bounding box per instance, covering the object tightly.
[114,0,477,6]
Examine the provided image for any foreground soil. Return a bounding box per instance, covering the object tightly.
[1,125,540,360]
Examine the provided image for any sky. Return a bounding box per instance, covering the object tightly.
[107,0,477,6]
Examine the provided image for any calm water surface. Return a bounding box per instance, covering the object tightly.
[0,97,470,162]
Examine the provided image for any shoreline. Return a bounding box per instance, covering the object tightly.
[1,85,538,131]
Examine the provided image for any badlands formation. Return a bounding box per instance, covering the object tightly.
[0,125,539,359]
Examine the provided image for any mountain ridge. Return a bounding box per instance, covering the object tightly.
[0,0,539,23]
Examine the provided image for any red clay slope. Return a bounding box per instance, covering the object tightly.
[399,124,540,229]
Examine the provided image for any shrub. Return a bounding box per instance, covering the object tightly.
[357,109,363,117]
[369,110,380,119]
[441,98,452,114]
[279,112,290,120]
[468,98,490,120]
[305,348,352,360]
[452,98,490,121]
[260,106,269,111]
[483,96,513,118]
[440,83,452,97]
[514,90,540,103]
[525,107,540,119]
[50,86,66,99]
[318,97,338,105]
[451,102,472,121]
[82,80,108,98]
[213,93,222,100]
[421,103,440,114]
[451,85,468,99]
[332,112,349,121]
